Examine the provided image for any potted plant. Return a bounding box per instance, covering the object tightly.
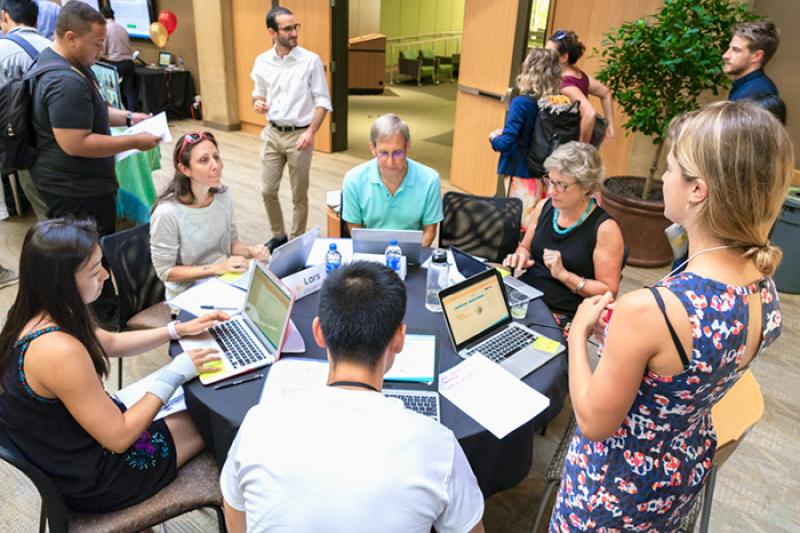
[595,0,757,267]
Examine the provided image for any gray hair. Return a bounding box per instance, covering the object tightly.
[544,142,605,194]
[369,114,410,145]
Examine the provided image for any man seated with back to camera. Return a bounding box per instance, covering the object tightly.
[342,114,444,247]
[221,262,485,533]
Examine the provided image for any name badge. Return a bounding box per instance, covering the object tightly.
[281,263,326,300]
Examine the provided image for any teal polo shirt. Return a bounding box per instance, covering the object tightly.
[342,158,444,231]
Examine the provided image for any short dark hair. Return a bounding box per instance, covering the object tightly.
[100,6,114,19]
[548,29,585,65]
[733,20,780,67]
[55,0,105,38]
[745,92,787,125]
[0,0,39,28]
[265,6,292,31]
[318,262,406,368]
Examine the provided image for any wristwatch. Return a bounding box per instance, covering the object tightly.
[125,111,133,127]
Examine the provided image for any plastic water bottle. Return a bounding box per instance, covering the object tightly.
[384,239,402,273]
[325,243,342,273]
[425,248,449,312]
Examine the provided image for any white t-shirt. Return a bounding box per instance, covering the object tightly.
[221,386,484,533]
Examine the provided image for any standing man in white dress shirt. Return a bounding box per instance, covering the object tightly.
[251,5,332,252]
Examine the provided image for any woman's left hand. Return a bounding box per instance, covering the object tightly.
[176,311,230,338]
[248,244,270,262]
[542,248,566,279]
[489,128,502,140]
[571,292,615,340]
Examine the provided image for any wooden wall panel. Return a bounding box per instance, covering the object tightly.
[458,0,519,96]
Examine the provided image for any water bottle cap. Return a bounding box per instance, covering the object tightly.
[390,239,398,246]
[329,243,337,250]
[431,248,447,263]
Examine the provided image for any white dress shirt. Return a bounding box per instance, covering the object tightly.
[250,45,332,127]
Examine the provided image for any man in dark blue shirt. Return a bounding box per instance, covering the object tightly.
[723,20,780,101]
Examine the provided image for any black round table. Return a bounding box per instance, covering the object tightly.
[175,260,568,497]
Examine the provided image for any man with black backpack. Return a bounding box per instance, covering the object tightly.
[0,0,50,219]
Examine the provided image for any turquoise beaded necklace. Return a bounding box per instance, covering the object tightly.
[552,197,596,235]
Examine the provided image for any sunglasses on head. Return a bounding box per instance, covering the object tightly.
[177,131,216,162]
[551,30,568,41]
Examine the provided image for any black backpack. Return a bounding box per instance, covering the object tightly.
[526,94,581,177]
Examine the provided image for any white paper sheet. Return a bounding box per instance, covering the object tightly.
[306,238,353,267]
[168,277,246,318]
[114,112,172,162]
[439,355,550,439]
[259,357,329,405]
[114,369,185,420]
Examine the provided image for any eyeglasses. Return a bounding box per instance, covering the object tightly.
[376,149,406,160]
[278,24,301,33]
[543,173,576,193]
[176,131,216,163]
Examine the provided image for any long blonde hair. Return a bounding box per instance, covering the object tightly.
[516,48,561,97]
[669,101,794,275]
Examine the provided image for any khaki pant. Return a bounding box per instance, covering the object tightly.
[259,126,313,240]
[17,169,48,221]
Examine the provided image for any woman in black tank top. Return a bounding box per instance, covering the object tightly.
[503,142,625,320]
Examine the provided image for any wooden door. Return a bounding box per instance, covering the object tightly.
[450,0,531,196]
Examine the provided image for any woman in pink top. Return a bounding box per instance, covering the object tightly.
[546,30,615,145]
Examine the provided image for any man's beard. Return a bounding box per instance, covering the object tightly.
[723,62,746,78]
[277,35,297,49]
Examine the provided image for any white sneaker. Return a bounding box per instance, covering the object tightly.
[0,266,19,289]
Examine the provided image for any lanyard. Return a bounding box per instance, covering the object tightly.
[328,381,380,392]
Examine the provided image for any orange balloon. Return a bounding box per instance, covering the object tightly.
[149,22,168,48]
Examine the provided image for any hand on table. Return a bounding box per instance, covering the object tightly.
[571,291,615,340]
[185,348,222,375]
[217,255,248,275]
[503,248,534,277]
[295,129,314,151]
[177,311,230,338]
[248,244,269,262]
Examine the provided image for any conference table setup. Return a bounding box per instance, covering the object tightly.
[169,240,569,498]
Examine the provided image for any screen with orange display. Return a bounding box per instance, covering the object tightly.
[441,272,509,347]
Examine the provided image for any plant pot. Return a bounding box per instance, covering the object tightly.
[600,176,673,268]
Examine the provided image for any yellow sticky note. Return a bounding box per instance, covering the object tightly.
[218,271,243,283]
[495,267,511,278]
[533,335,561,354]
[199,359,225,382]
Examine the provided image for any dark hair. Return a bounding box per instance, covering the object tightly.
[55,0,105,38]
[100,6,114,19]
[733,20,780,67]
[745,92,787,125]
[318,262,406,368]
[0,218,109,378]
[0,0,39,28]
[154,132,223,208]
[548,29,585,65]
[265,6,292,31]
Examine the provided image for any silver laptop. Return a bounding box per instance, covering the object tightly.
[438,268,563,379]
[382,330,441,421]
[268,226,320,278]
[186,262,296,385]
[351,228,423,264]
[450,246,542,307]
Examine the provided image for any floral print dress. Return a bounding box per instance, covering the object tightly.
[550,272,782,532]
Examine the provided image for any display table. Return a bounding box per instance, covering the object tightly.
[174,253,568,497]
[135,66,195,119]
[115,144,160,224]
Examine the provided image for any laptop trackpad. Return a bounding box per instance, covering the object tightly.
[502,346,553,379]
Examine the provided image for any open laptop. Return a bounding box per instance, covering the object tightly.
[450,246,543,307]
[382,330,441,421]
[184,262,295,385]
[438,268,564,379]
[268,226,320,278]
[351,228,423,264]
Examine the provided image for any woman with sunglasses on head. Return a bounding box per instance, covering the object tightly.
[546,29,615,145]
[489,48,561,223]
[548,102,792,531]
[151,132,270,299]
[0,218,224,512]
[503,142,624,328]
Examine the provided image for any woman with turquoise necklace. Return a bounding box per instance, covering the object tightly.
[503,141,624,327]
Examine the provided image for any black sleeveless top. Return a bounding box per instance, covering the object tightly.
[520,199,611,317]
[0,327,177,513]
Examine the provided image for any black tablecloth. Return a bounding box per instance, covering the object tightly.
[135,67,195,119]
[175,260,569,497]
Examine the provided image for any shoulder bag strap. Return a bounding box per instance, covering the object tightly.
[1,33,39,60]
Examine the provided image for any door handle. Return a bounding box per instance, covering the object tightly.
[456,83,508,102]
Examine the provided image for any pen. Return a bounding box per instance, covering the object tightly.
[200,305,238,310]
[214,373,265,390]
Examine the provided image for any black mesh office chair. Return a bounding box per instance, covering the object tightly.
[100,223,170,389]
[439,192,523,263]
[0,424,226,533]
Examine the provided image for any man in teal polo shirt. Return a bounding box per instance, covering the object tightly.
[342,114,443,247]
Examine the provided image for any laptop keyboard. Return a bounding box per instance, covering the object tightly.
[466,326,536,363]
[209,320,268,369]
[384,391,440,422]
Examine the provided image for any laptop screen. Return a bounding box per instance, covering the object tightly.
[450,247,491,278]
[244,266,293,350]
[384,332,437,385]
[440,271,510,348]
